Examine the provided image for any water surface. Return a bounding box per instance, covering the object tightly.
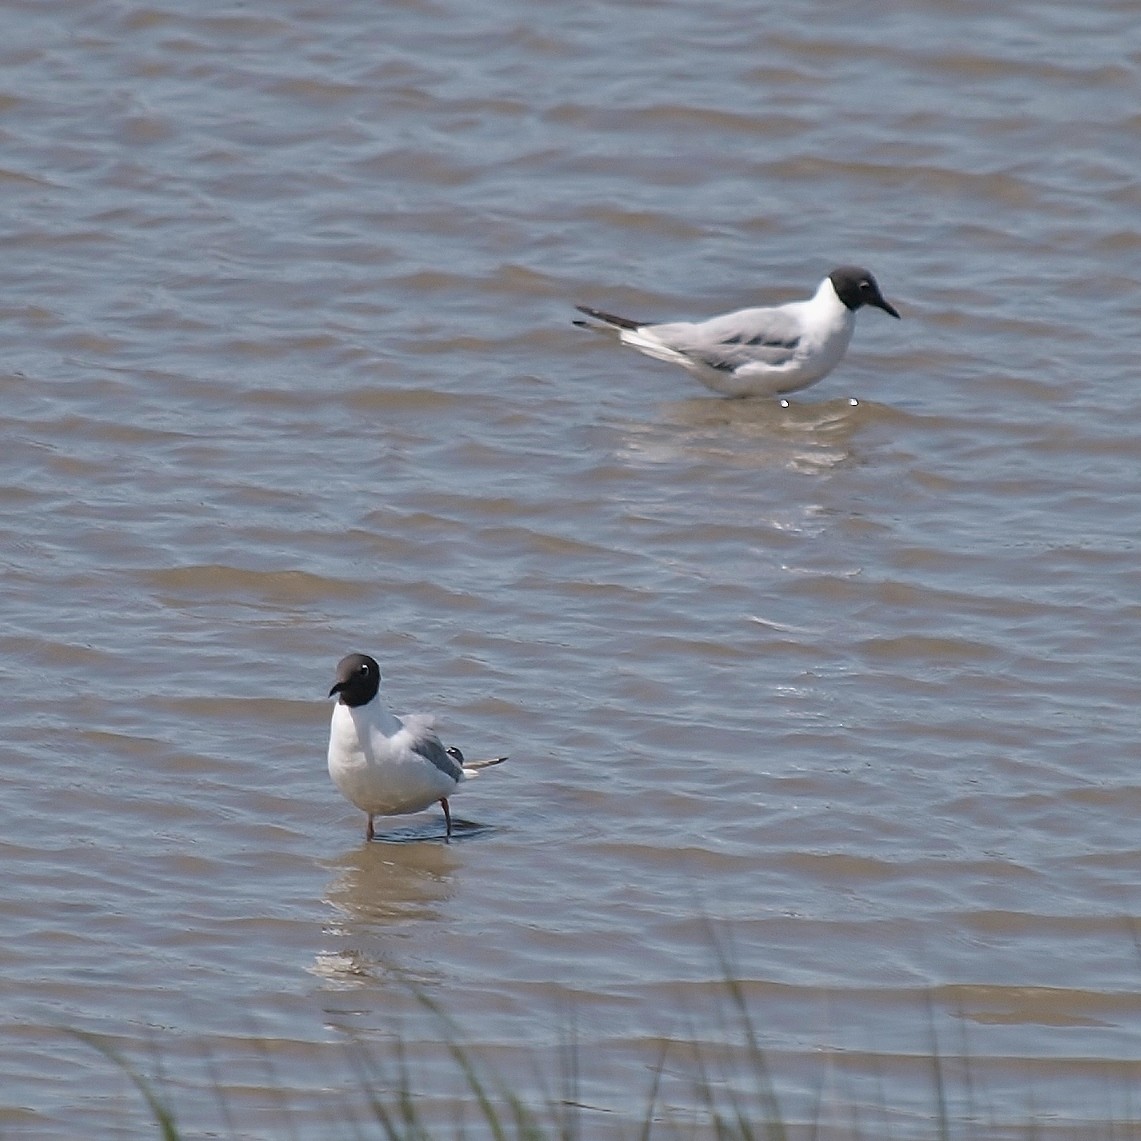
[1,0,1139,1135]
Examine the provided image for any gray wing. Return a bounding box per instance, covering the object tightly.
[405,715,464,780]
[651,307,803,372]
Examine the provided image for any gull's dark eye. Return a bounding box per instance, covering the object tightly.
[358,663,370,675]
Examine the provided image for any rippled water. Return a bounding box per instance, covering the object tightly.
[2,0,1139,1136]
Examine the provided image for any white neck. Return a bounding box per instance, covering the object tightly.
[356,694,404,737]
[813,276,847,313]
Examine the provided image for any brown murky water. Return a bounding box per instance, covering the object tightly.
[2,0,1139,1136]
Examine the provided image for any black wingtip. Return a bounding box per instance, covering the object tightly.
[574,305,642,330]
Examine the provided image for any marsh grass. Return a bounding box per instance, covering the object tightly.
[73,987,1126,1141]
[70,1030,180,1141]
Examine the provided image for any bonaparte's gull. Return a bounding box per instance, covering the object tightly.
[574,266,899,399]
[327,653,507,840]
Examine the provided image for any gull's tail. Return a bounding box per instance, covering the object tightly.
[464,754,508,771]
[573,305,644,334]
[445,745,509,775]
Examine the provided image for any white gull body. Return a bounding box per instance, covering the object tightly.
[574,265,900,399]
[327,653,506,840]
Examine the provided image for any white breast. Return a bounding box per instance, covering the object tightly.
[328,701,460,817]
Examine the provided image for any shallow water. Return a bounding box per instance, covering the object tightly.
[2,0,1140,1136]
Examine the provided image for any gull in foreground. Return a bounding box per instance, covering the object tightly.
[327,653,507,840]
[574,265,900,399]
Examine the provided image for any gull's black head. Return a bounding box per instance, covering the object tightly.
[445,746,465,764]
[828,266,900,319]
[329,653,381,707]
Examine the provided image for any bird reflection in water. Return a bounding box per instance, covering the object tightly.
[618,394,869,477]
[311,840,461,987]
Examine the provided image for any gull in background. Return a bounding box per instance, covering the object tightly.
[327,653,507,840]
[574,265,900,399]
